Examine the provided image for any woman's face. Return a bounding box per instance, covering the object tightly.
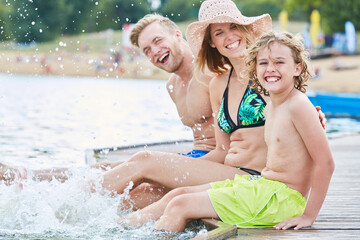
[209,22,247,59]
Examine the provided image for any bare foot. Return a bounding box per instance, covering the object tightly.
[0,163,27,185]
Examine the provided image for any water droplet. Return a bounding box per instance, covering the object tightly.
[31,21,35,25]
[168,84,174,93]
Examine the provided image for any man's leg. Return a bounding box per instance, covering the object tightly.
[119,183,168,211]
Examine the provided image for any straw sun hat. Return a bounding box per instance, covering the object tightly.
[186,0,272,57]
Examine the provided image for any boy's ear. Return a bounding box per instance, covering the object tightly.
[294,63,303,76]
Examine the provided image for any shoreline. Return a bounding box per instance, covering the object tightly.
[1,51,360,93]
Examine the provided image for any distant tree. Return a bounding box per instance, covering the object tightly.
[63,0,96,35]
[320,0,360,34]
[234,0,282,20]
[8,0,72,43]
[160,0,201,22]
[283,0,360,33]
[89,0,150,32]
[283,0,322,14]
[0,1,12,41]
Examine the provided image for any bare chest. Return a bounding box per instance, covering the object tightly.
[170,81,212,126]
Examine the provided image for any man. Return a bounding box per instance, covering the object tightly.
[129,14,215,154]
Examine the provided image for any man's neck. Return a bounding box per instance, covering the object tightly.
[173,42,194,83]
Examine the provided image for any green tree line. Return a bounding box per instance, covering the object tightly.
[0,0,358,43]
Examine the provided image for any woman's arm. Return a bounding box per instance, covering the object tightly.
[199,76,230,164]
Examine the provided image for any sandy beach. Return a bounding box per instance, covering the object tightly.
[0,50,360,93]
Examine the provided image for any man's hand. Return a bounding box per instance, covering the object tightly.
[316,106,327,130]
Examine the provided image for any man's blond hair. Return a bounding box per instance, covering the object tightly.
[130,14,179,48]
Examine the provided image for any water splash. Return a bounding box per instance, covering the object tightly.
[0,168,206,239]
[0,168,120,237]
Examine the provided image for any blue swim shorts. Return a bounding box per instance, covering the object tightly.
[180,150,209,158]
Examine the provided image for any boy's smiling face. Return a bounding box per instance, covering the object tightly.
[256,42,302,94]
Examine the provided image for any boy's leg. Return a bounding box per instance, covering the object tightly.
[121,184,211,226]
[154,187,218,232]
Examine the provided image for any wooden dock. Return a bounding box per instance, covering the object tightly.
[86,134,360,239]
[195,134,360,239]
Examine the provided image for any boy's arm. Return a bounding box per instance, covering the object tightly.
[275,98,334,230]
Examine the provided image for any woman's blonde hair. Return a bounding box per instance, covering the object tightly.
[246,31,313,96]
[196,24,255,75]
[130,14,179,48]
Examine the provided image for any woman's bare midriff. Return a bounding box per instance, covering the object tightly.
[224,127,267,172]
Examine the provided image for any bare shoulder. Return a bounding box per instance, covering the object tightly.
[197,67,216,85]
[166,73,177,88]
[287,90,319,126]
[209,71,228,90]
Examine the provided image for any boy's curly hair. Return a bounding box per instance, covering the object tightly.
[246,31,313,96]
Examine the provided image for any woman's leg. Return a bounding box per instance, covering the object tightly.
[154,187,218,232]
[121,184,211,226]
[99,150,241,195]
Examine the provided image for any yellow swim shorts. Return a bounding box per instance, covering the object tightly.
[208,175,306,228]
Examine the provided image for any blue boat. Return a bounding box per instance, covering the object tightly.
[307,91,360,118]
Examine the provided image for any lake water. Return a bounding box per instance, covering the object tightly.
[0,74,359,239]
[0,74,204,239]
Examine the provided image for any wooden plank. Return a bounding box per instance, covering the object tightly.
[85,140,193,164]
[192,219,237,240]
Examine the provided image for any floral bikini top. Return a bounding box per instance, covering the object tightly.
[217,68,266,133]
